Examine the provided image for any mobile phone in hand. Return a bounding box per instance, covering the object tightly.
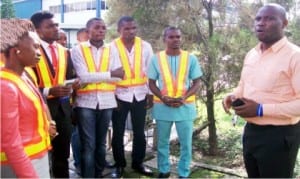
[64,79,76,86]
[231,98,245,107]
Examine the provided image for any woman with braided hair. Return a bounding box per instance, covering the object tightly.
[0,18,55,178]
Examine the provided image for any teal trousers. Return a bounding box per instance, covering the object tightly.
[156,120,193,177]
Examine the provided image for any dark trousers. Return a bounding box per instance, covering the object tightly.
[51,106,72,178]
[243,122,300,178]
[111,97,147,167]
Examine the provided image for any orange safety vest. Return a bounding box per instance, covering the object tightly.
[0,54,38,86]
[24,67,38,86]
[77,43,116,94]
[35,44,67,95]
[0,53,5,66]
[0,70,51,163]
[154,50,195,103]
[114,37,147,87]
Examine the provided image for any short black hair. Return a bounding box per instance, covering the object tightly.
[86,18,103,29]
[77,28,87,36]
[117,16,134,30]
[163,26,180,39]
[30,11,54,28]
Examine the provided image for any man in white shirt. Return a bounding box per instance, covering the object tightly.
[71,17,124,178]
[110,16,154,178]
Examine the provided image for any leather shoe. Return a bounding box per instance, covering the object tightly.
[111,167,124,178]
[105,161,115,168]
[132,164,154,176]
[158,172,170,178]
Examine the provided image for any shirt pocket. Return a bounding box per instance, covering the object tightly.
[242,63,277,92]
[272,69,293,96]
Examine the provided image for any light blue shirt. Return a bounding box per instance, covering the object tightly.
[147,52,203,121]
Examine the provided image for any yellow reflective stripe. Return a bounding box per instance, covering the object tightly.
[81,44,96,72]
[153,95,195,103]
[115,38,132,79]
[37,50,52,87]
[56,45,67,85]
[98,46,116,90]
[0,54,5,67]
[155,50,195,103]
[78,44,115,93]
[24,67,38,86]
[159,51,174,96]
[0,56,38,86]
[76,84,115,93]
[37,45,67,87]
[132,77,147,84]
[0,71,51,162]
[100,47,109,71]
[176,50,189,97]
[134,37,142,79]
[115,37,146,86]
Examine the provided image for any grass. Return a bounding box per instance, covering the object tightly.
[166,98,247,178]
[121,97,299,178]
[170,97,299,178]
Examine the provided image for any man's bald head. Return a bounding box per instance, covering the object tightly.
[258,3,287,21]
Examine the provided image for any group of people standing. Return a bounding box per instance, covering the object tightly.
[1,3,300,179]
[1,9,202,179]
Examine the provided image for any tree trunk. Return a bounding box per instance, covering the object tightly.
[206,87,218,155]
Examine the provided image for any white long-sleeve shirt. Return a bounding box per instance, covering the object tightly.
[71,41,122,109]
[109,38,153,102]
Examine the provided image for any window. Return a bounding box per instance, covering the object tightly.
[101,0,108,10]
[52,0,107,13]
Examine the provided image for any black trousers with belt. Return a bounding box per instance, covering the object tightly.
[243,121,300,178]
[111,97,147,168]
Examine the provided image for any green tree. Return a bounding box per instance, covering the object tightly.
[0,0,15,18]
[288,17,300,46]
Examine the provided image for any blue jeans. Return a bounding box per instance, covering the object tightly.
[71,125,81,171]
[76,107,111,178]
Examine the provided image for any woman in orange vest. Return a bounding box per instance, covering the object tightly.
[0,19,54,178]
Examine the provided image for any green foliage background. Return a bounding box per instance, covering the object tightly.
[0,0,15,18]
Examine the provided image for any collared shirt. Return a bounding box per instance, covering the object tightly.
[233,37,300,125]
[71,41,122,110]
[147,53,203,121]
[109,38,153,103]
[40,40,58,65]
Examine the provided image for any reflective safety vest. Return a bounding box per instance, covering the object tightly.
[154,50,195,103]
[35,44,67,96]
[0,54,37,86]
[24,67,38,86]
[114,37,147,87]
[0,70,51,163]
[0,53,5,66]
[77,43,116,94]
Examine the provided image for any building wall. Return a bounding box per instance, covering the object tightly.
[13,0,42,18]
[41,0,107,47]
[11,0,108,47]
